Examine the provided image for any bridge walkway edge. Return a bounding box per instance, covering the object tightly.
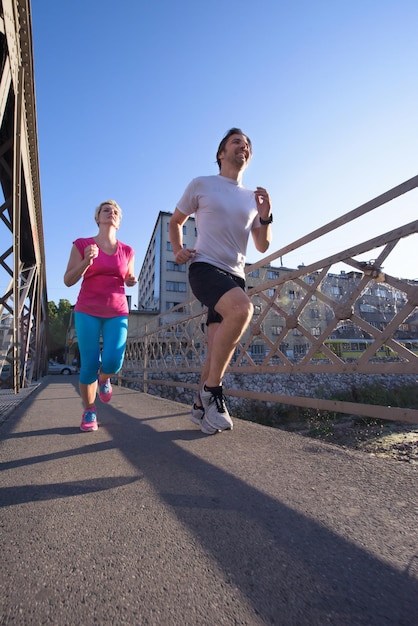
[0,378,417,625]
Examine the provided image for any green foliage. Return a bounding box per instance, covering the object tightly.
[235,382,418,434]
[235,400,303,429]
[47,299,73,357]
[301,408,338,438]
[332,382,418,410]
[48,301,58,319]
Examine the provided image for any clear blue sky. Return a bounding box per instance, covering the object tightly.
[30,0,418,306]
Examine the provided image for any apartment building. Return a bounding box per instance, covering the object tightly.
[245,265,329,361]
[244,267,417,361]
[137,211,197,315]
[320,270,417,339]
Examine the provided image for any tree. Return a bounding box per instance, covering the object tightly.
[47,299,73,360]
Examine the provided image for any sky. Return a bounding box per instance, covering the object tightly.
[28,0,418,306]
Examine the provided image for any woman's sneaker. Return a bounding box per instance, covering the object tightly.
[200,385,233,434]
[80,407,98,432]
[190,402,204,427]
[98,377,112,403]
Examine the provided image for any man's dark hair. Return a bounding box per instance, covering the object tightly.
[216,127,252,170]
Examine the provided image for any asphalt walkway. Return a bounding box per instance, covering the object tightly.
[0,378,417,625]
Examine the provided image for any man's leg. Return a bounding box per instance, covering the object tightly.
[187,263,252,433]
[205,286,253,387]
[199,288,253,434]
[194,322,219,407]
[190,322,219,426]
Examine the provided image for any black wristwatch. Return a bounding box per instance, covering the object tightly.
[259,214,273,225]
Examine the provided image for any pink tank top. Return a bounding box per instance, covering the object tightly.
[73,237,134,317]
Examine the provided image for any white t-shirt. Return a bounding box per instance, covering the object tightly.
[177,174,260,279]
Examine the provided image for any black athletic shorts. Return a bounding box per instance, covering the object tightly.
[189,262,246,325]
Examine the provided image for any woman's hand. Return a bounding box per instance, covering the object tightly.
[125,274,138,287]
[85,243,99,265]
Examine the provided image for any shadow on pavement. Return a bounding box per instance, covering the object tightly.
[1,381,417,624]
[95,399,418,625]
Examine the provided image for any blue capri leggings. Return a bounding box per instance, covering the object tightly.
[74,312,129,385]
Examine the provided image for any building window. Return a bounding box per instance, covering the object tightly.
[166,281,187,292]
[336,321,353,332]
[166,241,173,251]
[272,325,283,335]
[311,327,321,336]
[310,308,319,318]
[248,269,259,278]
[166,261,186,272]
[360,304,376,312]
[267,270,279,279]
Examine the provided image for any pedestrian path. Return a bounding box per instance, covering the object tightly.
[0,378,417,625]
[0,383,40,422]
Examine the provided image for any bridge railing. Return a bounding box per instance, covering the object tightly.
[123,175,418,425]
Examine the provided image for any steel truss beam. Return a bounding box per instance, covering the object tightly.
[0,0,48,390]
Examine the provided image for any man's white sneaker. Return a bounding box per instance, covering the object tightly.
[200,416,218,435]
[190,403,204,427]
[200,385,233,433]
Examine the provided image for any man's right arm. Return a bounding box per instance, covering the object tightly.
[169,208,196,265]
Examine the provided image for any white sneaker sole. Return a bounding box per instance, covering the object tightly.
[201,415,233,434]
[200,418,218,435]
[190,414,203,427]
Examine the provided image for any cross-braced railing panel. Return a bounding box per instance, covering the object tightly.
[124,300,207,373]
[123,176,418,423]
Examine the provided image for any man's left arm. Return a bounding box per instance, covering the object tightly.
[252,186,273,253]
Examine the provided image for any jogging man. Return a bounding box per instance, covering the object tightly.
[169,128,273,434]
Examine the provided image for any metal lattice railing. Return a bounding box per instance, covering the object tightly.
[123,176,418,424]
